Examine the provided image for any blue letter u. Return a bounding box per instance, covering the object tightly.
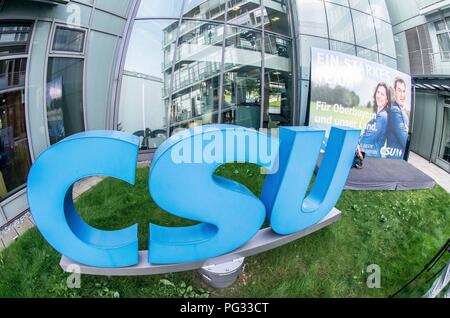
[261,127,360,235]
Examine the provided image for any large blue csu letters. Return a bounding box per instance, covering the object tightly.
[148,125,276,264]
[27,131,140,268]
[27,125,359,268]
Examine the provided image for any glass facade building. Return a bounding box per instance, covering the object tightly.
[386,0,450,172]
[118,0,296,151]
[118,0,396,149]
[0,0,400,228]
[0,0,137,227]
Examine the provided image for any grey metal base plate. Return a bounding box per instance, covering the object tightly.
[60,208,341,276]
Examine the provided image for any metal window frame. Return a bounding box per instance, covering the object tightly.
[49,23,88,56]
[0,19,34,57]
[45,20,88,147]
[0,19,35,205]
[110,0,141,130]
[433,15,450,61]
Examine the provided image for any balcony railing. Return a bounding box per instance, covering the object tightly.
[409,50,450,75]
[0,70,26,91]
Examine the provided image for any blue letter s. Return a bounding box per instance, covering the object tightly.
[148,125,277,264]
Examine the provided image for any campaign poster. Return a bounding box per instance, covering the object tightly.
[308,48,412,160]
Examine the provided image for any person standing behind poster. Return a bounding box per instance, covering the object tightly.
[386,78,409,159]
[359,83,391,158]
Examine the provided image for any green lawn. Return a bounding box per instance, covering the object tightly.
[0,164,449,298]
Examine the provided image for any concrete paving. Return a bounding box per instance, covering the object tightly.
[408,152,450,194]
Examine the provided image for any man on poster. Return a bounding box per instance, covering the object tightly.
[386,78,409,159]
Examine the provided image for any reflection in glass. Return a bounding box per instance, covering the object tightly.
[437,33,450,60]
[46,57,85,145]
[264,34,292,126]
[170,21,224,132]
[171,78,220,132]
[379,53,397,69]
[0,89,31,199]
[326,2,355,44]
[352,10,377,51]
[300,35,329,80]
[120,0,295,139]
[0,58,26,92]
[136,0,183,18]
[222,26,262,129]
[263,0,290,36]
[119,71,168,149]
[349,0,371,14]
[183,0,226,21]
[369,0,391,23]
[52,26,85,53]
[227,0,262,28]
[330,40,356,55]
[296,0,328,38]
[357,47,378,62]
[374,18,396,58]
[120,20,178,149]
[0,22,32,56]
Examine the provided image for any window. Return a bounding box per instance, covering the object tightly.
[374,18,396,58]
[263,0,291,36]
[296,0,328,38]
[47,24,86,145]
[349,0,371,14]
[120,0,295,140]
[52,26,85,53]
[352,10,377,51]
[440,106,450,164]
[0,89,31,199]
[171,20,224,131]
[264,34,293,126]
[183,0,226,21]
[0,58,26,92]
[0,21,32,202]
[136,0,183,18]
[120,20,177,149]
[46,58,85,145]
[325,2,355,44]
[0,22,32,56]
[357,47,378,63]
[434,18,450,60]
[222,26,262,129]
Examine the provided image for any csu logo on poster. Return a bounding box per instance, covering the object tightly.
[380,146,403,159]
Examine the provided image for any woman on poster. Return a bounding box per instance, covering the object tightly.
[359,83,391,158]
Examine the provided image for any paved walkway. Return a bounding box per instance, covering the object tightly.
[408,152,450,194]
